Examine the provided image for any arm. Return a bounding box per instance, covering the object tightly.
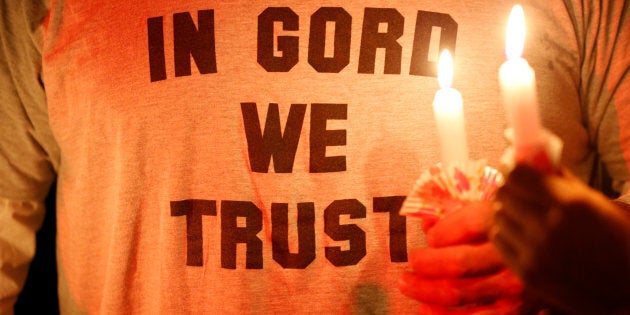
[0,1,57,312]
[492,165,630,314]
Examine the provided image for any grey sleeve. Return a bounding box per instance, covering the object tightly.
[529,0,630,194]
[0,0,57,312]
[576,1,630,194]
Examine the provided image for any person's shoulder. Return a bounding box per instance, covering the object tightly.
[1,0,49,38]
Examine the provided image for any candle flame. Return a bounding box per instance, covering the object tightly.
[437,49,453,89]
[506,5,526,60]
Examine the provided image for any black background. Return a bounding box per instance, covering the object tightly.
[15,183,59,314]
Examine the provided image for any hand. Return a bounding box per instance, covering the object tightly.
[491,164,630,314]
[399,201,526,313]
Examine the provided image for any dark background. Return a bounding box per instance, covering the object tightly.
[14,183,59,314]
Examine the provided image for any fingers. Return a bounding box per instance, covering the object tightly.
[502,164,547,199]
[427,201,494,247]
[490,201,550,265]
[398,269,524,307]
[408,243,504,278]
[418,298,524,315]
[496,187,547,225]
[489,224,526,281]
[421,215,440,232]
[497,165,552,218]
[491,198,557,283]
[499,164,593,217]
[491,164,563,275]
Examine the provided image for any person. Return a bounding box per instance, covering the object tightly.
[397,0,630,314]
[491,164,630,314]
[1,0,628,314]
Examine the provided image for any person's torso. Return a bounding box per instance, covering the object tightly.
[40,1,588,313]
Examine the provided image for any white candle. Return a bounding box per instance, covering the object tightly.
[499,5,542,158]
[433,50,468,165]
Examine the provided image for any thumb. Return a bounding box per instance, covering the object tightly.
[428,201,493,247]
[421,215,440,232]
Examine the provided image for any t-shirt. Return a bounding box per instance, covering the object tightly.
[1,0,629,313]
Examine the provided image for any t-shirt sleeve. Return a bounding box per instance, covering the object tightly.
[578,1,630,194]
[0,0,57,312]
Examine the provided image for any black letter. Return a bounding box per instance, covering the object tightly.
[258,7,299,72]
[358,8,404,74]
[308,7,352,73]
[272,202,316,268]
[324,199,366,266]
[310,103,346,173]
[409,11,457,77]
[148,17,167,82]
[241,103,307,173]
[373,196,407,262]
[170,199,217,266]
[221,201,264,269]
[173,10,217,77]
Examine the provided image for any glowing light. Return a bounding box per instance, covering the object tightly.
[505,5,526,60]
[437,50,453,89]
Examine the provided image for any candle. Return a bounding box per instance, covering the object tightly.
[499,4,542,160]
[433,49,469,165]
